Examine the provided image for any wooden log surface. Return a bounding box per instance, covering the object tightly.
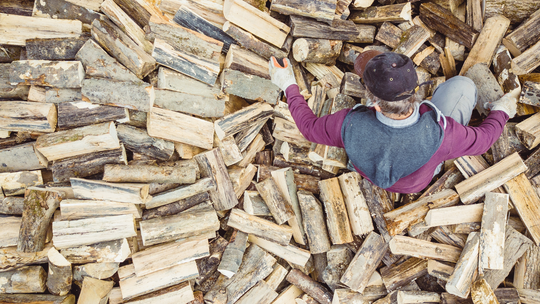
[32,0,100,25]
[26,37,87,61]
[0,101,57,133]
[71,177,149,204]
[59,238,131,264]
[0,266,47,293]
[287,269,333,304]
[227,208,293,246]
[116,124,175,161]
[289,15,359,40]
[46,247,72,296]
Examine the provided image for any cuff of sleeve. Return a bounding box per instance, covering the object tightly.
[284,84,300,99]
[490,110,510,121]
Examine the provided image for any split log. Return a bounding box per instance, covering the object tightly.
[249,234,310,267]
[175,142,205,160]
[350,3,412,23]
[218,230,248,278]
[0,171,43,196]
[103,161,198,184]
[273,285,304,304]
[235,119,267,153]
[116,124,174,161]
[0,197,25,215]
[91,18,156,79]
[340,72,365,98]
[460,15,511,75]
[0,294,75,303]
[272,117,312,148]
[322,245,354,291]
[492,46,521,99]
[337,172,374,236]
[81,78,154,112]
[172,6,236,51]
[59,238,131,264]
[479,193,509,271]
[318,178,354,245]
[341,232,388,293]
[389,236,462,263]
[194,149,239,211]
[0,143,45,173]
[394,25,431,58]
[52,214,136,249]
[471,278,498,304]
[0,243,51,273]
[419,2,478,48]
[425,203,484,227]
[132,239,209,277]
[292,38,342,65]
[287,269,333,304]
[514,245,540,289]
[229,164,257,197]
[518,288,540,304]
[297,190,331,254]
[516,112,540,150]
[511,40,540,75]
[236,281,278,304]
[220,69,281,105]
[25,37,86,61]
[503,173,540,245]
[100,0,153,54]
[0,266,47,293]
[503,9,540,57]
[484,226,533,289]
[223,22,288,60]
[57,101,128,130]
[323,95,355,168]
[0,13,82,46]
[255,178,294,224]
[223,0,290,48]
[59,199,141,220]
[72,262,119,287]
[520,81,540,108]
[18,188,62,252]
[427,260,455,282]
[270,0,336,24]
[75,39,141,83]
[147,106,214,150]
[485,0,540,25]
[348,24,376,44]
[35,121,120,162]
[0,64,29,100]
[380,257,428,293]
[289,15,360,41]
[225,44,270,79]
[46,247,72,296]
[338,43,362,65]
[236,134,265,167]
[273,155,333,179]
[445,232,479,298]
[32,0,100,25]
[375,21,402,48]
[430,226,467,248]
[265,263,288,290]
[360,179,393,243]
[145,178,214,209]
[0,101,56,133]
[383,189,459,236]
[70,177,149,204]
[227,208,293,246]
[0,217,20,248]
[154,89,225,118]
[113,0,167,29]
[397,291,440,303]
[214,101,274,140]
[455,152,527,204]
[243,191,271,216]
[142,192,210,220]
[196,236,228,287]
[139,203,219,246]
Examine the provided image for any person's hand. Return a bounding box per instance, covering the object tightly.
[268,56,297,92]
[484,93,518,119]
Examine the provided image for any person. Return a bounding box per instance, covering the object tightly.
[268,51,519,193]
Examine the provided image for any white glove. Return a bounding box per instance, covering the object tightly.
[484,93,518,119]
[268,56,297,92]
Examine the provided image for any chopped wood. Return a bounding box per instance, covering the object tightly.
[0,101,57,133]
[479,193,509,271]
[71,177,149,204]
[389,236,462,263]
[46,247,72,296]
[81,78,154,112]
[59,238,131,264]
[218,230,248,278]
[319,178,354,244]
[503,8,540,57]
[32,0,100,25]
[380,258,428,292]
[425,203,484,227]
[0,216,20,248]
[227,208,293,245]
[0,266,47,293]
[350,3,412,24]
[503,173,540,245]
[287,269,333,304]
[223,22,288,60]
[116,124,175,161]
[60,199,141,221]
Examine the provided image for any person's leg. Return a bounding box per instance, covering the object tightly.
[430,76,477,126]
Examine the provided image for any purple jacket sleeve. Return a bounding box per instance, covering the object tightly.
[285,85,349,148]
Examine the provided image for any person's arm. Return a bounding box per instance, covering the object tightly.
[285,85,349,148]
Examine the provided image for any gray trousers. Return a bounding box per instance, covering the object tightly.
[430,75,478,126]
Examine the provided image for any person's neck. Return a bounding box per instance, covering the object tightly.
[381,109,413,120]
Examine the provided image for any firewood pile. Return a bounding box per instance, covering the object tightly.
[2,0,540,303]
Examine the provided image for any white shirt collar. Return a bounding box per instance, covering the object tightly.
[375,103,420,128]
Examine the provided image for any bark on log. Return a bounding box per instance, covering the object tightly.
[223,22,288,60]
[71,177,149,204]
[57,101,127,130]
[445,232,480,298]
[81,78,154,112]
[0,171,43,196]
[0,196,25,215]
[380,257,428,293]
[337,172,374,236]
[394,25,431,58]
[142,191,209,220]
[479,192,509,271]
[25,37,87,61]
[322,245,354,291]
[225,44,270,79]
[349,3,412,24]
[0,101,56,133]
[0,216,20,248]
[116,124,174,161]
[214,102,274,140]
[319,178,354,245]
[270,0,336,25]
[196,236,228,287]
[103,161,198,184]
[113,0,168,29]
[389,235,462,263]
[0,143,45,173]
[511,40,540,76]
[0,266,47,293]
[297,190,331,254]
[287,269,333,304]
[485,0,540,25]
[59,238,131,264]
[227,208,293,245]
[514,245,540,289]
[59,199,142,221]
[0,294,75,304]
[503,8,540,57]
[218,230,248,278]
[289,15,359,41]
[255,178,294,224]
[0,64,29,100]
[32,0,100,25]
[154,87,225,118]
[46,247,72,296]
[220,69,281,105]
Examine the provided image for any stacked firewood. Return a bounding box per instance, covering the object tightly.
[1,0,540,303]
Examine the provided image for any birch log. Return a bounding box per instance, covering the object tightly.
[81,78,154,112]
[59,199,142,221]
[60,238,131,264]
[319,178,354,245]
[9,60,84,88]
[389,236,462,263]
[103,161,198,184]
[0,171,43,196]
[70,177,149,204]
[0,101,56,133]
[338,172,374,236]
[116,124,175,161]
[479,192,509,271]
[227,208,293,245]
[0,266,47,293]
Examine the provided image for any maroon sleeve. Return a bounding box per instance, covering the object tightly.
[444,110,509,158]
[285,85,350,148]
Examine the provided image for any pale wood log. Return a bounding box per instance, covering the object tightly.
[155,87,225,117]
[221,69,280,104]
[465,62,505,116]
[397,291,440,303]
[321,245,353,291]
[359,179,393,243]
[272,117,311,148]
[17,188,62,252]
[350,3,412,23]
[255,177,294,225]
[258,165,321,194]
[229,164,257,198]
[195,236,228,289]
[139,203,219,246]
[100,0,152,53]
[73,262,118,288]
[78,277,113,302]
[425,203,484,227]
[32,0,100,24]
[223,22,287,60]
[224,44,270,79]
[341,232,388,293]
[0,13,82,46]
[445,232,479,298]
[270,0,335,25]
[236,281,278,304]
[338,43,362,66]
[394,25,431,58]
[375,21,402,48]
[249,234,310,267]
[419,2,478,48]
[103,161,197,184]
[503,8,540,57]
[235,119,267,153]
[142,192,209,220]
[289,15,359,41]
[0,101,56,133]
[470,278,498,304]
[0,197,24,215]
[485,0,540,24]
[59,238,130,264]
[0,143,45,173]
[0,266,46,293]
[455,152,527,204]
[273,155,333,180]
[35,121,120,162]
[332,288,371,303]
[287,269,332,304]
[113,282,195,304]
[46,247,71,296]
[319,178,354,245]
[430,226,467,248]
[0,216,20,248]
[518,288,540,304]
[297,190,331,254]
[273,285,304,304]
[337,172,373,236]
[324,94,355,168]
[389,236,462,263]
[91,18,156,79]
[227,208,293,246]
[0,294,75,303]
[479,193,508,272]
[271,167,306,245]
[52,214,136,249]
[503,173,540,245]
[264,263,288,290]
[116,124,174,161]
[292,39,342,65]
[71,177,149,204]
[75,39,140,83]
[243,190,270,216]
[157,67,223,104]
[303,62,344,84]
[427,259,455,282]
[484,225,533,289]
[0,171,43,197]
[57,101,127,130]
[460,15,511,75]
[237,134,265,168]
[175,142,205,160]
[215,102,273,140]
[194,149,239,211]
[384,189,459,236]
[514,245,540,290]
[511,39,540,76]
[113,0,168,29]
[0,243,51,273]
[0,64,29,100]
[218,230,248,278]
[59,199,141,220]
[172,6,235,51]
[516,112,540,150]
[147,106,214,150]
[380,257,428,293]
[81,78,154,112]
[223,0,290,48]
[296,294,318,304]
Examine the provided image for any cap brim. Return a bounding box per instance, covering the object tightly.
[354,50,383,79]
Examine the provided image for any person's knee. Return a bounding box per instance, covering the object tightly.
[445,76,477,98]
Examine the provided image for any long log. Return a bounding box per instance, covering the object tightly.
[217,230,248,278]
[0,101,56,133]
[32,0,100,25]
[103,161,198,184]
[287,269,333,304]
[70,177,150,204]
[59,199,142,220]
[289,15,359,41]
[389,235,462,263]
[142,191,210,220]
[113,0,168,29]
[227,208,293,245]
[479,192,509,271]
[503,9,540,57]
[220,69,281,105]
[81,78,154,112]
[116,124,175,161]
[0,143,45,173]
[25,37,86,61]
[145,177,215,209]
[349,3,412,24]
[223,22,288,60]
[57,101,127,130]
[0,294,75,303]
[225,44,270,79]
[319,178,354,245]
[60,238,131,264]
[297,190,331,254]
[0,197,25,215]
[270,0,336,25]
[514,245,540,289]
[445,232,480,298]
[485,0,540,25]
[380,257,428,293]
[214,101,274,140]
